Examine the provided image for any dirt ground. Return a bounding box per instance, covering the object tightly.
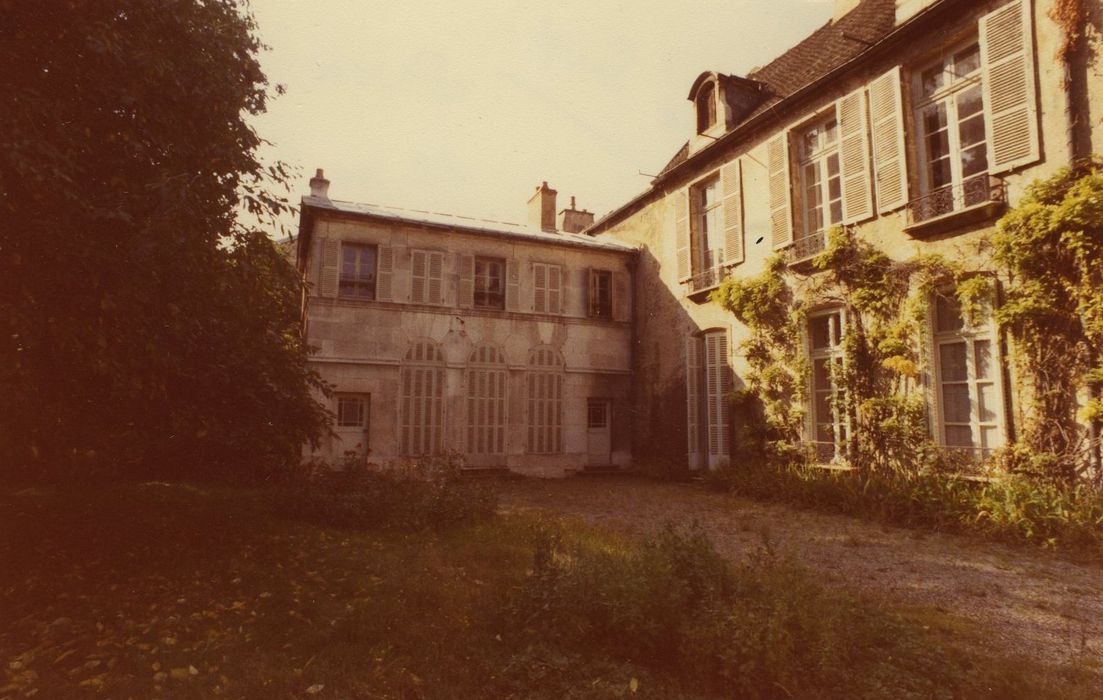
[495,476,1103,684]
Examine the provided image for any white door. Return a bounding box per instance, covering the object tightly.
[335,394,370,462]
[586,399,612,466]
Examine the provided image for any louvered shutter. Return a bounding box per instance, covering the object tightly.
[458,254,474,308]
[674,189,691,282]
[685,335,702,462]
[705,334,721,455]
[506,259,520,312]
[721,159,744,266]
[428,252,444,304]
[319,239,340,297]
[837,87,873,224]
[376,245,394,301]
[798,323,815,443]
[548,265,562,314]
[612,271,629,322]
[767,132,794,249]
[410,249,427,303]
[533,263,547,312]
[919,299,940,438]
[868,67,909,214]
[717,331,732,456]
[980,0,1040,173]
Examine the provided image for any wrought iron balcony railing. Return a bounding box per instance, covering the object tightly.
[907,173,1006,225]
[687,265,727,293]
[787,229,828,265]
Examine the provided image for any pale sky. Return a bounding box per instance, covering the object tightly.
[249,1,836,232]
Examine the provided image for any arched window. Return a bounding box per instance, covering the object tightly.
[401,339,445,455]
[467,346,507,455]
[696,82,716,133]
[527,346,564,454]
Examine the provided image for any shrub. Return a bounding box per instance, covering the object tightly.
[275,450,497,531]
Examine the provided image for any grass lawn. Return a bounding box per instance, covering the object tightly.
[0,481,1096,698]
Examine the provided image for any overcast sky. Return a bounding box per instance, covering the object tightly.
[248,1,836,231]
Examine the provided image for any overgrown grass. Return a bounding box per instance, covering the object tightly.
[0,481,1097,698]
[711,461,1103,555]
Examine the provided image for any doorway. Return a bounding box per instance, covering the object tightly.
[586,399,612,466]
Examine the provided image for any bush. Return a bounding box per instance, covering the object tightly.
[275,451,497,531]
[511,522,973,699]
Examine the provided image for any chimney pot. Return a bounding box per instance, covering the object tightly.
[527,181,558,232]
[309,167,331,200]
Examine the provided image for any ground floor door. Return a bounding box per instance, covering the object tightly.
[334,394,371,462]
[586,399,612,466]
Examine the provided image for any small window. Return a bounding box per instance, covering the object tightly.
[696,82,717,133]
[337,396,367,427]
[587,400,608,429]
[588,269,613,319]
[474,257,505,310]
[339,244,377,299]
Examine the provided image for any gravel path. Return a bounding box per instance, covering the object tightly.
[495,476,1103,683]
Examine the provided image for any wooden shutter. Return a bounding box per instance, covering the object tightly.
[837,87,873,224]
[798,323,815,443]
[685,335,701,462]
[674,189,691,282]
[533,263,547,312]
[547,265,562,314]
[585,268,596,317]
[717,331,732,456]
[319,239,339,297]
[376,245,394,301]
[458,254,474,308]
[410,249,427,303]
[506,259,520,312]
[705,333,721,455]
[721,159,744,266]
[919,298,940,438]
[612,271,629,322]
[868,66,909,214]
[427,252,444,304]
[767,132,793,249]
[980,0,1039,173]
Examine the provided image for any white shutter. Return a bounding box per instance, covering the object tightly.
[612,271,630,322]
[767,132,794,249]
[319,239,339,297]
[721,159,744,266]
[506,259,520,312]
[705,334,721,456]
[427,252,444,304]
[799,323,815,443]
[685,335,702,463]
[980,0,1040,173]
[533,263,547,312]
[458,254,474,308]
[376,245,394,301]
[868,66,909,214]
[717,331,731,456]
[837,87,874,224]
[674,189,691,282]
[410,249,427,304]
[920,298,940,438]
[547,265,562,315]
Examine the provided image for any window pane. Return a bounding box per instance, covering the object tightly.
[954,44,981,78]
[977,382,998,422]
[813,358,832,389]
[942,383,971,423]
[945,424,974,447]
[956,85,984,121]
[979,425,1000,449]
[814,390,832,422]
[810,317,832,350]
[934,294,964,333]
[829,201,843,226]
[823,119,838,144]
[974,339,993,380]
[939,342,968,381]
[921,64,945,99]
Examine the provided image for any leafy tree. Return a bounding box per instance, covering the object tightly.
[0,0,329,480]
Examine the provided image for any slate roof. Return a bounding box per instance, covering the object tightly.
[301,195,636,253]
[656,0,898,178]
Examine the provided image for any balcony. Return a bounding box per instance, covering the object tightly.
[687,265,727,295]
[905,174,1006,238]
[786,230,828,269]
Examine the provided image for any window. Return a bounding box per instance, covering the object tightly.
[532,263,563,314]
[696,82,716,133]
[339,243,377,299]
[693,176,723,271]
[527,346,563,454]
[914,42,989,215]
[808,309,847,462]
[337,396,366,427]
[932,292,1004,456]
[400,340,445,455]
[334,394,370,455]
[466,346,507,455]
[474,257,505,309]
[588,269,612,320]
[411,249,445,305]
[686,331,732,469]
[797,115,842,240]
[587,400,608,429]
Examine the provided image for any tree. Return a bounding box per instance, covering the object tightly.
[0,0,329,480]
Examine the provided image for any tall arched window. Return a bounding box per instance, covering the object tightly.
[696,82,716,133]
[467,345,507,455]
[401,339,445,455]
[527,346,564,454]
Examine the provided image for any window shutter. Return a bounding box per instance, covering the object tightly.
[319,239,339,297]
[428,251,444,304]
[506,259,520,312]
[376,245,394,301]
[798,323,815,443]
[980,0,1040,174]
[837,87,873,224]
[410,249,427,303]
[533,263,547,312]
[767,132,794,249]
[586,268,596,317]
[612,271,629,322]
[705,334,721,455]
[868,66,908,214]
[458,254,474,308]
[717,331,731,456]
[919,300,940,439]
[685,335,701,461]
[674,189,691,282]
[548,265,562,314]
[721,159,744,266]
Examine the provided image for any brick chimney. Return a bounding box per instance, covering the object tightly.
[309,168,330,199]
[527,181,557,232]
[833,0,860,21]
[557,196,595,234]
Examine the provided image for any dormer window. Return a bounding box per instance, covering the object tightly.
[695,82,716,133]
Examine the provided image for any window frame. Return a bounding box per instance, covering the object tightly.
[588,269,613,320]
[338,242,378,300]
[795,113,842,241]
[691,174,723,273]
[696,81,717,134]
[473,256,506,310]
[336,395,368,428]
[807,308,848,463]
